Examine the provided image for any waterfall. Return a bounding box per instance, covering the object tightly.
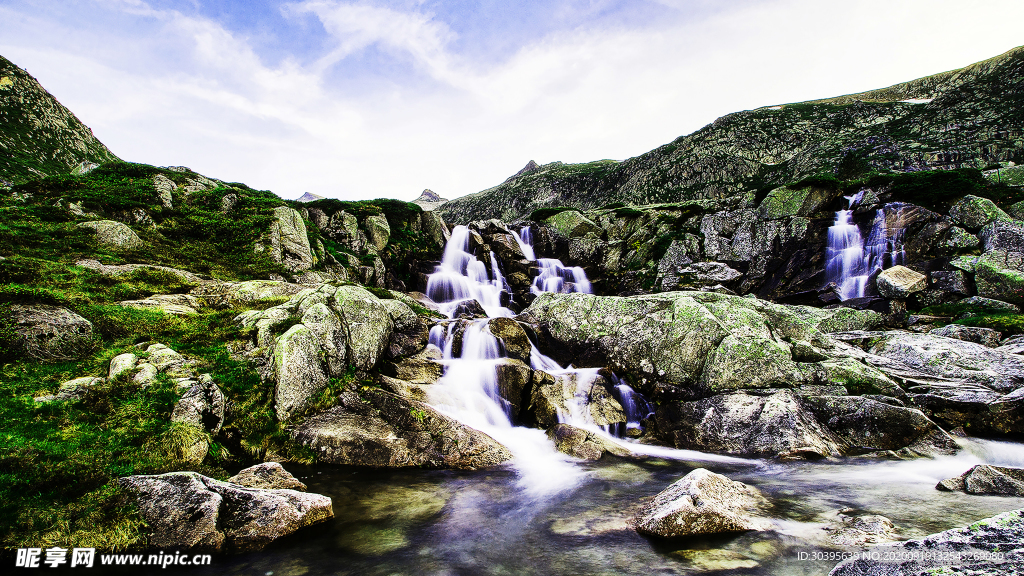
[420,223,660,495]
[425,226,513,318]
[825,197,906,300]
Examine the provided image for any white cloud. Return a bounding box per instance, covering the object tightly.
[3,0,1024,201]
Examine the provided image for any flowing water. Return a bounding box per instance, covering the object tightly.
[200,223,1024,575]
[825,197,906,300]
[200,439,1024,576]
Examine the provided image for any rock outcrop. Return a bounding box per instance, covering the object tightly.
[77,220,143,250]
[7,304,94,360]
[937,464,1024,496]
[118,471,333,553]
[829,508,1024,576]
[236,284,409,420]
[631,468,773,537]
[291,388,512,469]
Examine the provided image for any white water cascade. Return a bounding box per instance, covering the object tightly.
[825,196,906,300]
[420,224,716,496]
[515,226,593,295]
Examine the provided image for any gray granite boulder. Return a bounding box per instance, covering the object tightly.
[631,469,772,537]
[937,464,1024,496]
[119,471,333,553]
[7,305,94,360]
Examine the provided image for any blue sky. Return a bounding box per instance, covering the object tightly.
[3,0,1024,201]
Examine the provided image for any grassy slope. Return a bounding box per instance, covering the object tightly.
[0,161,430,549]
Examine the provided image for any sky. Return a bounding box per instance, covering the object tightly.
[2,1,1023,202]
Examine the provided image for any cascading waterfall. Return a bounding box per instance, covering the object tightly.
[825,195,907,300]
[421,224,658,496]
[514,226,593,295]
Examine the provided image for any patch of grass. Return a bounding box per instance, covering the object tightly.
[954,314,1024,336]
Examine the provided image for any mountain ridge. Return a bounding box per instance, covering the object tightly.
[438,45,1024,224]
[0,55,119,185]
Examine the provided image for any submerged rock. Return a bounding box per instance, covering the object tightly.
[829,508,1024,576]
[937,464,1024,496]
[821,510,899,547]
[119,471,333,553]
[631,468,773,537]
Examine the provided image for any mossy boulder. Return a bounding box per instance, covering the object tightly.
[949,195,1011,230]
[77,220,143,250]
[544,210,601,238]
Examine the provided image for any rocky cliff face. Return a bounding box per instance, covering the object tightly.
[439,46,1024,224]
[0,55,119,185]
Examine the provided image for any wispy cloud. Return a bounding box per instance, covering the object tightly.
[2,0,1024,200]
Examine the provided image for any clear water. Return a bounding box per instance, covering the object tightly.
[198,439,1024,576]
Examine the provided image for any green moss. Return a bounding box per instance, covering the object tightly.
[529,206,575,221]
[954,313,1024,336]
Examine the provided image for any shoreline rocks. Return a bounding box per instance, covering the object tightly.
[119,470,333,553]
[829,508,1024,576]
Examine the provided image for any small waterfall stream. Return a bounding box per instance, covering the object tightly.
[825,195,906,300]
[421,224,664,495]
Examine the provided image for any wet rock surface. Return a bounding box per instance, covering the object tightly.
[937,464,1024,496]
[829,508,1024,576]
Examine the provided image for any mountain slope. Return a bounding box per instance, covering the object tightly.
[439,45,1024,224]
[0,55,119,185]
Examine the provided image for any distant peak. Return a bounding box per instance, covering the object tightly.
[514,160,541,178]
[416,189,445,202]
[296,192,324,203]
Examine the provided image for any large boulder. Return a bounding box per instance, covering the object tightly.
[867,332,1024,393]
[192,280,307,310]
[292,389,512,469]
[656,390,956,459]
[119,471,333,553]
[975,249,1024,305]
[630,468,773,537]
[519,291,834,397]
[77,220,143,250]
[263,206,314,272]
[546,423,634,460]
[236,285,397,420]
[949,195,1010,230]
[272,324,330,421]
[937,464,1024,496]
[876,265,926,299]
[829,508,1024,576]
[7,305,94,360]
